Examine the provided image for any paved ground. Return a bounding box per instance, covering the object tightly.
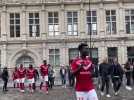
[0,85,134,100]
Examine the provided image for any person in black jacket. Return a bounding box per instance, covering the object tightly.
[124,61,132,91]
[99,58,111,98]
[2,67,9,92]
[110,58,124,95]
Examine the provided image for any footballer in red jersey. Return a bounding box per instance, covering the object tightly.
[40,60,49,94]
[26,64,35,93]
[12,67,19,88]
[71,43,98,100]
[18,64,26,92]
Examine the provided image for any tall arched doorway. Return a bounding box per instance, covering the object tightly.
[16,56,34,67]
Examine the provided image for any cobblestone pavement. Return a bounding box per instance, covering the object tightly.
[0,85,134,100]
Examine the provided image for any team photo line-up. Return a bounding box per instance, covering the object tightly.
[1,43,134,100]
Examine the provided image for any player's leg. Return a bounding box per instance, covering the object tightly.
[88,89,98,100]
[76,91,87,100]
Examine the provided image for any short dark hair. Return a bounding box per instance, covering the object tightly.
[78,43,88,51]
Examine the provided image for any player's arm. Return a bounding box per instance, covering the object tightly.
[72,64,83,75]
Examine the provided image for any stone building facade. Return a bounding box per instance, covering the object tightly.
[0,0,134,71]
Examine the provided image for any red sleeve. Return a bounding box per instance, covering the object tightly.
[71,59,78,73]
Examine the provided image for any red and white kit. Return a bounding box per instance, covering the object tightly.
[26,68,35,92]
[71,56,98,100]
[40,64,48,82]
[40,64,48,92]
[18,66,26,92]
[12,70,19,88]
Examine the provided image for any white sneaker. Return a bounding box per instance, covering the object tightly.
[20,90,25,93]
[115,92,118,96]
[100,92,104,96]
[106,94,111,98]
[126,86,132,91]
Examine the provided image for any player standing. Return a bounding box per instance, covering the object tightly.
[71,43,98,100]
[40,60,49,94]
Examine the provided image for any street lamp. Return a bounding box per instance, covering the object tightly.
[88,0,92,59]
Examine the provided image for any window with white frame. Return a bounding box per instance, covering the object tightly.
[10,13,20,37]
[48,12,59,36]
[29,13,40,37]
[69,48,79,61]
[106,10,116,34]
[125,10,134,34]
[49,49,60,67]
[67,11,78,35]
[87,11,97,35]
[107,47,118,64]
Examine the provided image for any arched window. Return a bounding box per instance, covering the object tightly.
[16,56,34,67]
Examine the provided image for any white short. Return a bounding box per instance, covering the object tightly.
[19,78,25,83]
[41,76,48,82]
[14,79,19,83]
[76,89,98,100]
[27,78,35,84]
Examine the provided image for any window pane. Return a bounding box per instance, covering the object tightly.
[10,14,14,18]
[35,19,39,24]
[55,49,59,54]
[87,17,91,23]
[74,18,78,23]
[111,10,116,15]
[48,12,53,17]
[112,22,116,33]
[92,17,97,22]
[73,12,77,17]
[74,24,77,31]
[54,18,58,23]
[112,16,116,21]
[106,10,110,15]
[54,25,59,31]
[92,11,96,16]
[68,24,72,31]
[49,32,54,36]
[106,22,111,33]
[10,25,14,37]
[16,19,20,24]
[106,17,110,21]
[15,13,20,18]
[68,18,72,23]
[29,13,33,18]
[92,23,97,31]
[55,32,59,35]
[125,10,130,15]
[54,12,58,17]
[126,22,130,33]
[49,49,55,54]
[55,55,60,66]
[35,13,39,18]
[49,56,54,66]
[74,32,78,35]
[48,18,53,24]
[29,19,33,24]
[49,25,54,31]
[87,11,91,16]
[67,12,72,17]
[125,16,130,21]
[10,20,14,24]
[131,22,134,33]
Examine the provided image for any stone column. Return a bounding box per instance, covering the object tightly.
[1,5,7,41]
[79,3,85,36]
[118,41,127,65]
[98,41,107,64]
[118,2,125,35]
[98,3,105,37]
[1,44,7,68]
[60,4,65,35]
[21,5,27,40]
[40,5,46,38]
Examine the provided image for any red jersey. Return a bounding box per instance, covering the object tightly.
[18,68,26,78]
[26,69,35,79]
[71,56,94,91]
[40,64,48,76]
[12,70,19,80]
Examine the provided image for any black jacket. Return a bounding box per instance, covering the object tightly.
[1,70,9,81]
[110,63,124,79]
[99,62,111,78]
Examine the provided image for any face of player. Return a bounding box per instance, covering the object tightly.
[80,45,89,57]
